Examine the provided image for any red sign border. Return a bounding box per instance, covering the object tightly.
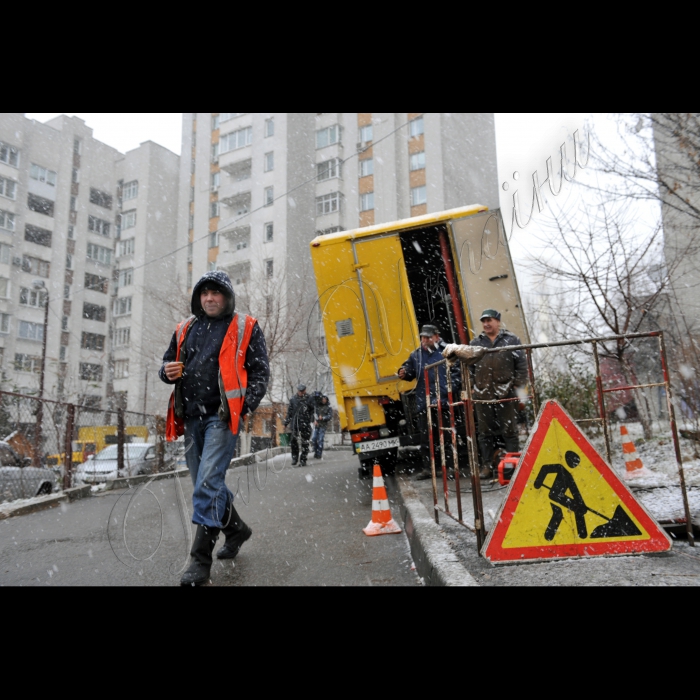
[483,399,672,564]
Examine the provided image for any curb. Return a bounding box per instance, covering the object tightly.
[0,485,91,520]
[102,467,190,491]
[390,476,479,587]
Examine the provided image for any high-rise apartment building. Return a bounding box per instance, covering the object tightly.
[180,113,499,401]
[0,114,179,415]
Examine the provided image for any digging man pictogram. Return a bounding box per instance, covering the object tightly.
[534,450,642,541]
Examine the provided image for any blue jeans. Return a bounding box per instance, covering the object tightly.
[184,415,239,528]
[311,425,327,457]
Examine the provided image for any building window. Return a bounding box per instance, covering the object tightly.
[0,142,20,167]
[121,210,136,230]
[0,278,8,299]
[30,164,57,186]
[70,196,78,212]
[265,222,273,242]
[114,359,129,379]
[117,239,135,257]
[87,243,112,265]
[81,332,105,351]
[27,194,54,217]
[410,185,427,206]
[122,180,138,200]
[360,192,374,212]
[66,254,73,269]
[72,168,80,184]
[113,297,132,317]
[264,187,274,207]
[359,125,373,143]
[24,224,52,247]
[19,287,47,308]
[236,238,248,251]
[18,320,44,342]
[317,158,341,181]
[61,316,68,331]
[79,363,103,382]
[359,158,374,177]
[68,225,75,239]
[220,127,252,154]
[89,188,113,209]
[64,284,71,300]
[211,172,220,191]
[212,115,220,130]
[82,303,107,322]
[409,116,424,138]
[114,327,130,348]
[265,118,274,137]
[88,215,111,237]
[0,210,15,232]
[14,353,42,373]
[0,177,17,200]
[265,259,274,278]
[59,346,66,362]
[221,113,245,122]
[211,143,219,162]
[0,243,9,264]
[410,152,426,171]
[117,269,133,288]
[85,273,109,294]
[316,125,341,149]
[0,313,10,334]
[210,201,220,218]
[264,152,274,172]
[73,139,81,155]
[209,231,219,248]
[22,255,50,278]
[316,192,341,216]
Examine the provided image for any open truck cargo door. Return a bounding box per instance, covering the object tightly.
[449,209,530,344]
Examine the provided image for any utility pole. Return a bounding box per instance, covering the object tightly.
[143,367,148,415]
[32,280,49,468]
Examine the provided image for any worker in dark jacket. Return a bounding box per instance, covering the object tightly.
[284,384,314,466]
[398,325,451,480]
[469,309,527,478]
[160,270,269,585]
[311,395,333,459]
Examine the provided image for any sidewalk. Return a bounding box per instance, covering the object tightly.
[393,467,700,586]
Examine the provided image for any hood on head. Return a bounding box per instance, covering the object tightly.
[191,271,236,317]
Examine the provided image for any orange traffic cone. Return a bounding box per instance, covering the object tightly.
[363,463,402,536]
[620,425,644,475]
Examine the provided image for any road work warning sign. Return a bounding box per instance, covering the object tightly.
[482,399,671,564]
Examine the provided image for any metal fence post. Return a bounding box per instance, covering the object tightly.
[592,342,613,466]
[155,415,165,473]
[63,403,75,491]
[117,407,125,474]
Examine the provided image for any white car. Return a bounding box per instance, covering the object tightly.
[75,443,172,484]
[0,441,59,503]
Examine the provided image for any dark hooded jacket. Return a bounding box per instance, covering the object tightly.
[159,271,269,420]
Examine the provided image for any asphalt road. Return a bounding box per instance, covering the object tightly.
[0,450,420,587]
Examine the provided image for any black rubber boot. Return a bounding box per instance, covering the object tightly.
[216,502,252,560]
[180,524,220,586]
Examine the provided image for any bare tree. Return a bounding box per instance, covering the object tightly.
[528,195,681,438]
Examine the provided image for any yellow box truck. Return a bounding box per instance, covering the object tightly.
[310,205,529,478]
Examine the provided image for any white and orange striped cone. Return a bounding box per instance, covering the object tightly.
[363,463,402,536]
[620,425,651,479]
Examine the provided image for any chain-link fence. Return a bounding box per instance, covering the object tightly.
[0,390,174,506]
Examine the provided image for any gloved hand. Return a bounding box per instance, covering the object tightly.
[442,344,486,366]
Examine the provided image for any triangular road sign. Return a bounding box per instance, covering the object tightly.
[483,399,672,564]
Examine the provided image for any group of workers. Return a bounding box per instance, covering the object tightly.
[398,308,527,481]
[283,386,333,466]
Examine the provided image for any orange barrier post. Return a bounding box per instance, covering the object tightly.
[620,425,645,475]
[363,463,402,536]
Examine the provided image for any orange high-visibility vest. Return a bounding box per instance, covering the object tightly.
[166,313,257,441]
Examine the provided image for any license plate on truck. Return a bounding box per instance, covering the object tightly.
[355,437,400,454]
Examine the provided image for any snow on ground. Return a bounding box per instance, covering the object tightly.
[0,492,59,516]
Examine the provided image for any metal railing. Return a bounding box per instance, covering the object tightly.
[423,330,695,551]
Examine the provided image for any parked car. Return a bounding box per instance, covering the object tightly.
[0,441,59,504]
[75,443,175,484]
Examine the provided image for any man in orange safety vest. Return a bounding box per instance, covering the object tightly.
[160,271,269,586]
